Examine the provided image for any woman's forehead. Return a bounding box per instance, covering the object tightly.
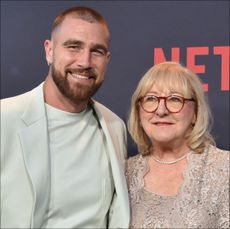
[146,79,190,94]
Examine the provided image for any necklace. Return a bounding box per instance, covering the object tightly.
[151,152,189,165]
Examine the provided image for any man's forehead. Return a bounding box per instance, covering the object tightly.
[53,16,105,34]
[52,16,109,46]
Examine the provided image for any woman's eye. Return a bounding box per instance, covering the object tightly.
[169,96,183,103]
[145,96,157,102]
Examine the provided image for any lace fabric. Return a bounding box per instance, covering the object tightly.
[125,145,229,228]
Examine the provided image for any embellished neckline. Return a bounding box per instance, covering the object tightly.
[140,152,194,198]
[151,151,191,165]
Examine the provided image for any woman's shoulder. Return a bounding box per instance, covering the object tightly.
[125,153,148,187]
[206,145,229,162]
[126,153,147,174]
[127,153,143,166]
[205,145,229,174]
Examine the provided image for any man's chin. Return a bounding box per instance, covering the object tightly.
[53,75,101,104]
[72,82,101,99]
[64,86,95,104]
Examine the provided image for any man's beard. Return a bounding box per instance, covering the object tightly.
[51,65,103,104]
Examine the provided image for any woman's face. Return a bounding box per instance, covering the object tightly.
[139,85,196,148]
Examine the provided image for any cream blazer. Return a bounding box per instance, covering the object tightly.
[1,83,130,228]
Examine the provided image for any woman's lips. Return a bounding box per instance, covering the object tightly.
[153,122,174,125]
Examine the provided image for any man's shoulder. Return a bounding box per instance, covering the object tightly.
[1,91,33,132]
[1,90,31,104]
[92,100,124,124]
[1,89,34,113]
[1,84,42,115]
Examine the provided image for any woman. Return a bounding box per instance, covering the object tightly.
[126,62,229,228]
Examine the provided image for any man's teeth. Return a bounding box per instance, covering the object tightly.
[71,73,89,79]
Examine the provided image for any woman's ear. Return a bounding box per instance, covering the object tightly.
[192,113,197,126]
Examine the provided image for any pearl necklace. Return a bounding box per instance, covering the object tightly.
[151,152,189,165]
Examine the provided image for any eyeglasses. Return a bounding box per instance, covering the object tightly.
[139,95,195,113]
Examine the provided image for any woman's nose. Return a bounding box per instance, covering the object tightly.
[155,99,169,116]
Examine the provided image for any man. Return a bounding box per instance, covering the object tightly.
[1,6,130,228]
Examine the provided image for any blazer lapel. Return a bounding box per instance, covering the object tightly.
[92,102,130,227]
[18,84,51,228]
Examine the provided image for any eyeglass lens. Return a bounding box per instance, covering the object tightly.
[141,95,184,113]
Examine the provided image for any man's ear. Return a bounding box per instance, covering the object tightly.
[44,39,53,66]
[106,51,111,64]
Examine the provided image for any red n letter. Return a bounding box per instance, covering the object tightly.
[154,48,180,64]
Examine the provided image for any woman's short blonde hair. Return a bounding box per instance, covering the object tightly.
[128,61,215,155]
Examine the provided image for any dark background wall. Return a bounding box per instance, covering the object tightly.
[1,1,229,155]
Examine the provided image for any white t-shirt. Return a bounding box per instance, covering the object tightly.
[42,104,114,228]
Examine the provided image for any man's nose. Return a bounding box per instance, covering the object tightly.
[77,49,91,68]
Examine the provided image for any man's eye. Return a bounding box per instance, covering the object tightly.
[92,49,106,56]
[68,45,81,50]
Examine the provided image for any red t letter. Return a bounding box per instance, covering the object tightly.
[187,47,209,91]
[213,46,230,91]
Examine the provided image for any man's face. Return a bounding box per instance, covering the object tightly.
[45,16,110,104]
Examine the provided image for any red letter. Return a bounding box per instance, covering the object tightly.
[187,47,209,91]
[154,48,180,64]
[213,46,230,91]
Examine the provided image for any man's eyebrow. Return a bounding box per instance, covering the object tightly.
[62,39,108,53]
[62,39,83,46]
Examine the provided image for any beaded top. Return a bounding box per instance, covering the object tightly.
[126,146,229,228]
